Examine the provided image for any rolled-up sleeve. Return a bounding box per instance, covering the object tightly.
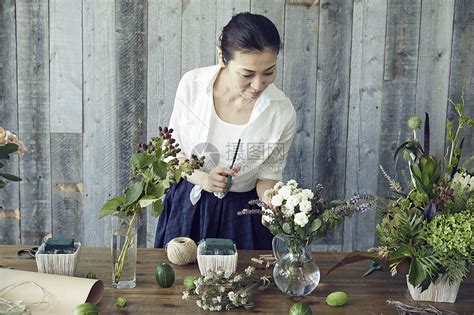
[257,104,296,181]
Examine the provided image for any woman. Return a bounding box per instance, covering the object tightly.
[155,12,296,250]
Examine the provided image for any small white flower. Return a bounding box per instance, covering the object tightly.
[196,300,202,307]
[228,291,236,301]
[216,305,222,311]
[224,271,232,279]
[245,266,255,276]
[271,194,283,207]
[274,181,284,190]
[288,179,298,188]
[219,286,226,293]
[286,195,299,208]
[299,200,312,213]
[294,212,309,227]
[278,186,292,199]
[194,278,203,286]
[293,192,304,202]
[209,305,215,311]
[262,214,273,223]
[233,275,242,282]
[240,291,248,298]
[182,291,189,300]
[283,204,295,217]
[302,189,314,199]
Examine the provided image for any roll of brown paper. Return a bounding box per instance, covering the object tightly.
[0,268,104,314]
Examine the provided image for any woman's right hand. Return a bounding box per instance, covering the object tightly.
[202,165,241,193]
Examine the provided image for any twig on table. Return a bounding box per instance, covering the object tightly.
[386,300,457,315]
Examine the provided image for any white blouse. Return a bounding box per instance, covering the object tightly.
[169,65,296,203]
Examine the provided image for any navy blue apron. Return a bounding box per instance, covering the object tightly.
[154,180,273,250]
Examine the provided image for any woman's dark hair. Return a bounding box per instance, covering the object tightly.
[219,12,281,64]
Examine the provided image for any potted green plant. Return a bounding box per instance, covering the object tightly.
[100,127,204,288]
[329,94,474,303]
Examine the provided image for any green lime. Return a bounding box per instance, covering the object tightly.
[73,303,98,315]
[326,291,348,307]
[289,302,312,315]
[183,275,198,290]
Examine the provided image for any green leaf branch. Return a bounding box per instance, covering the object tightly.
[100,127,204,282]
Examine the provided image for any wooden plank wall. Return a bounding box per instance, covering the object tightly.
[1,0,473,250]
[0,0,20,245]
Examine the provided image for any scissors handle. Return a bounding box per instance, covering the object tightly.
[17,247,38,259]
[224,175,232,196]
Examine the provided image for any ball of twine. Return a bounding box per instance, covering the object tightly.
[165,237,197,265]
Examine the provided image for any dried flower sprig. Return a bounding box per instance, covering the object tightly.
[182,266,271,312]
[379,165,404,195]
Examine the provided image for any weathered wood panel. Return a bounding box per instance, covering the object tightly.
[116,0,148,247]
[0,0,20,245]
[147,0,182,247]
[51,133,83,241]
[49,0,83,133]
[181,0,217,74]
[448,0,474,166]
[282,3,319,190]
[378,0,421,197]
[415,0,454,159]
[17,0,51,245]
[313,0,353,248]
[343,0,387,251]
[49,0,84,244]
[83,0,117,247]
[250,0,286,89]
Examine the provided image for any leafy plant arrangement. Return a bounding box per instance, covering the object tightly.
[0,127,26,189]
[329,95,474,293]
[238,180,376,251]
[181,266,271,312]
[100,127,204,282]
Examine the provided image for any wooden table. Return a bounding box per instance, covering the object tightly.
[1,246,473,314]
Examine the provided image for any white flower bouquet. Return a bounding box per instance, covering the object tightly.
[239,180,376,248]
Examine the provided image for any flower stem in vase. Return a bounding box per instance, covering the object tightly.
[114,212,138,283]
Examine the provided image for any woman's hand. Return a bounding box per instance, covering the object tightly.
[202,165,241,193]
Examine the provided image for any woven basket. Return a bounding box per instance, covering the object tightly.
[35,242,81,276]
[406,275,461,303]
[196,240,237,276]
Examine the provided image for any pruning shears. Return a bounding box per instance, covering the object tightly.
[363,260,382,277]
[224,139,241,197]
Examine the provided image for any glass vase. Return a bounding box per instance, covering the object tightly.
[273,236,320,296]
[111,214,137,289]
[272,234,290,260]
